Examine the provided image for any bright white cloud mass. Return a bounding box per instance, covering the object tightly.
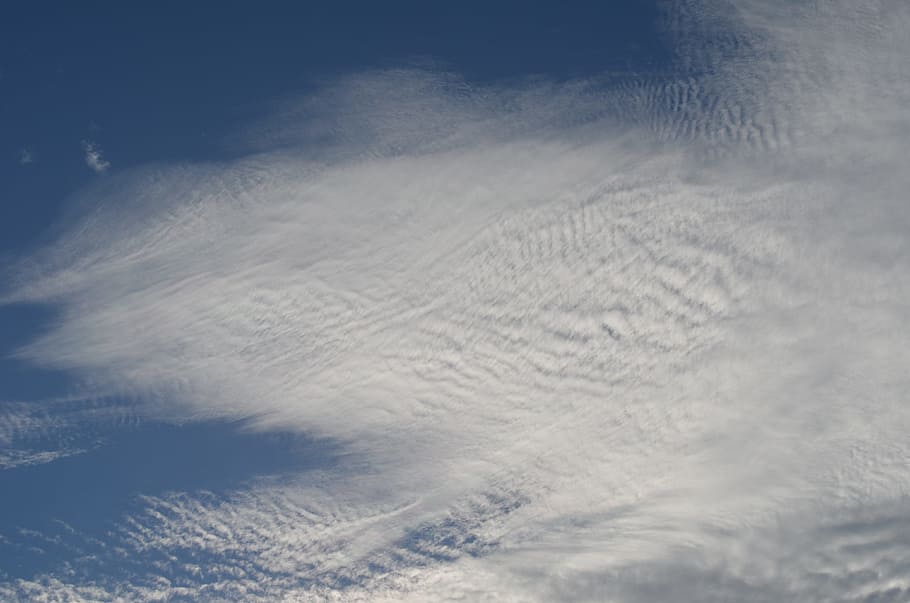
[2,0,910,600]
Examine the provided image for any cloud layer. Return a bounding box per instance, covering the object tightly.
[2,0,910,600]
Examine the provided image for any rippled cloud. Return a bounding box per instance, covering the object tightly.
[2,1,909,600]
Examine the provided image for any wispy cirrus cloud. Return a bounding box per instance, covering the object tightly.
[2,0,909,600]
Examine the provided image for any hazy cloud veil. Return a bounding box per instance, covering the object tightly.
[3,0,910,600]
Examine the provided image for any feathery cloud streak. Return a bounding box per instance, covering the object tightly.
[2,1,910,600]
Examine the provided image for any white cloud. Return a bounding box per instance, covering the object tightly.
[0,395,135,469]
[18,149,34,165]
[81,139,110,173]
[2,0,909,600]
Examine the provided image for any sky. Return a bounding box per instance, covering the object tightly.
[1,1,909,601]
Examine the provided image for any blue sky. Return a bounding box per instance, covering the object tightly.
[2,1,910,601]
[1,1,668,253]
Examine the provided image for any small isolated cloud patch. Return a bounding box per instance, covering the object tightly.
[81,139,110,173]
[19,148,34,165]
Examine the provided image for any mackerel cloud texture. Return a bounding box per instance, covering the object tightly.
[3,1,910,600]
